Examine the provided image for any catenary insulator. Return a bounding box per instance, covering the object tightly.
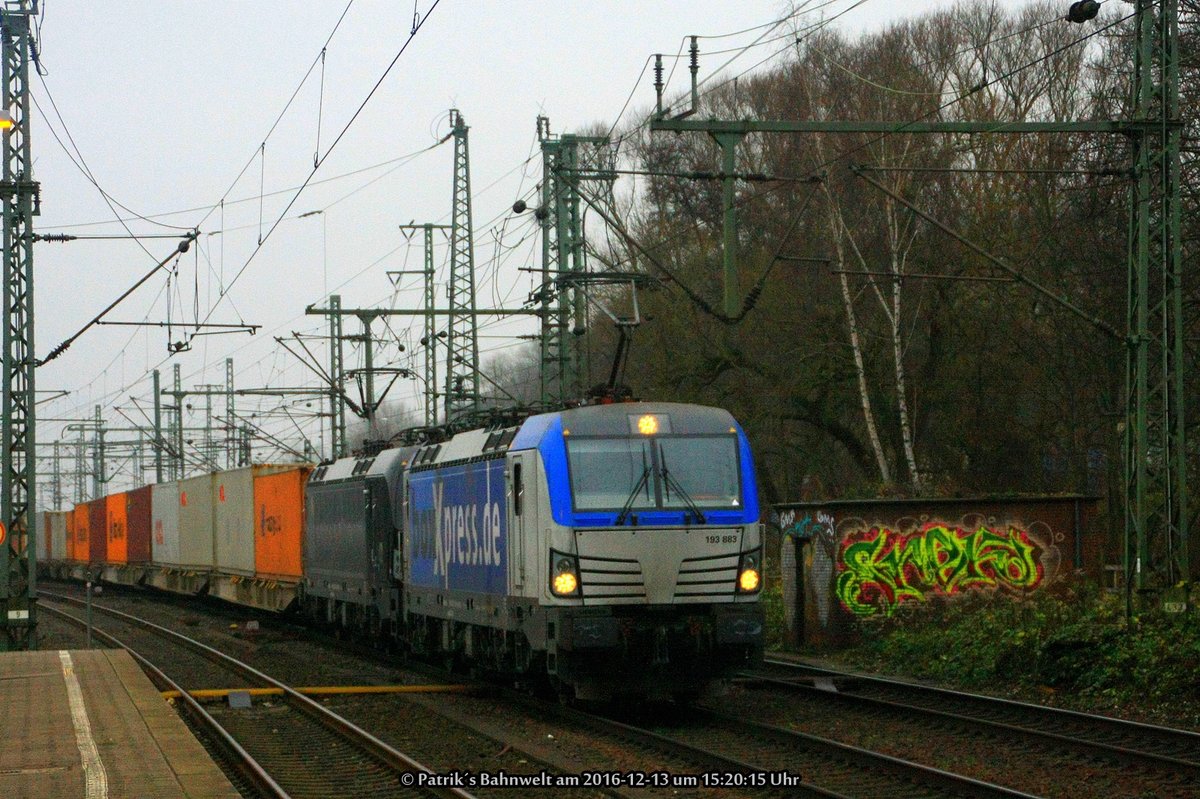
[1065,1,1101,23]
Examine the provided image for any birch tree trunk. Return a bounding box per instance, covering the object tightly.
[884,193,923,492]
[842,188,923,493]
[826,189,891,485]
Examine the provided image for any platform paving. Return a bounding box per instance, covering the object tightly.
[0,648,240,799]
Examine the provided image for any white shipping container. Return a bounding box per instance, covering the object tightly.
[151,481,182,566]
[177,474,216,570]
[34,511,47,560]
[31,510,67,560]
[214,467,255,575]
[48,510,69,561]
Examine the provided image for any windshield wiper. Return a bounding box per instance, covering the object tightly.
[615,445,652,526]
[659,443,706,525]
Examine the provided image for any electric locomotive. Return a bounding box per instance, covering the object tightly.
[403,401,763,700]
[46,399,764,702]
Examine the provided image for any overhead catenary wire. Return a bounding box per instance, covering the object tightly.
[57,117,535,429]
[530,3,888,332]
[38,0,369,428]
[39,145,452,232]
[50,1,450,433]
[44,2,1110,471]
[191,0,444,336]
[38,234,197,366]
[46,4,734,453]
[581,6,1127,325]
[21,6,854,427]
[201,2,872,427]
[604,0,853,140]
[32,78,194,241]
[189,0,359,235]
[807,10,1135,177]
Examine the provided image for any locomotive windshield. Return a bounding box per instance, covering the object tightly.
[566,435,741,512]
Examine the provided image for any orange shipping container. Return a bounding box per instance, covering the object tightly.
[253,467,311,580]
[106,492,129,564]
[72,504,90,563]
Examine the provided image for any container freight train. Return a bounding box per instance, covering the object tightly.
[40,402,764,700]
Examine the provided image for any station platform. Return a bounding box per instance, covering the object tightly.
[0,649,240,799]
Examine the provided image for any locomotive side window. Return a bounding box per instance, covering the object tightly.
[513,463,523,516]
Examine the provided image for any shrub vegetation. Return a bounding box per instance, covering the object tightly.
[827,585,1200,723]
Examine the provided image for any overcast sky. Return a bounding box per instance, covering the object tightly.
[28,0,1044,499]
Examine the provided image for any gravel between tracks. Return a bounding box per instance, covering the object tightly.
[720,676,1190,796]
[41,583,756,797]
[793,649,1200,732]
[58,582,1196,798]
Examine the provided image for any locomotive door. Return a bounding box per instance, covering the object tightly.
[509,452,536,591]
[366,478,388,585]
[365,476,396,623]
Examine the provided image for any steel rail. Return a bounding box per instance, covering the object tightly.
[693,706,1038,799]
[747,669,1200,779]
[502,692,849,799]
[46,581,644,799]
[508,683,1034,798]
[40,601,290,799]
[761,657,1200,768]
[261,606,648,799]
[42,592,478,799]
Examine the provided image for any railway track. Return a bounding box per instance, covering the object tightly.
[511,689,1036,799]
[41,591,477,799]
[43,583,1146,798]
[748,656,1200,795]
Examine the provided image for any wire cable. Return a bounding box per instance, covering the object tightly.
[807,10,1134,178]
[192,0,444,333]
[40,146,450,232]
[190,0,359,234]
[33,77,193,239]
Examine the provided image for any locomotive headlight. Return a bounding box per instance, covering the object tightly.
[550,551,581,597]
[554,570,578,595]
[737,549,762,594]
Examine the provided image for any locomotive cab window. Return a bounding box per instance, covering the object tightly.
[657,437,741,507]
[566,434,741,512]
[567,438,654,511]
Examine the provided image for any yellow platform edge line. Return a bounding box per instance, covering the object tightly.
[161,684,472,700]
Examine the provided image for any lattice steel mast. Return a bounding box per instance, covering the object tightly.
[394,223,448,428]
[535,117,615,407]
[536,117,567,406]
[0,0,37,651]
[328,294,346,459]
[1124,0,1187,597]
[446,109,480,421]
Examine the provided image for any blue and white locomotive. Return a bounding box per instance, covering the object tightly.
[302,401,763,700]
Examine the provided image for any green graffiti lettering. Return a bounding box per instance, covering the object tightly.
[835,524,1044,618]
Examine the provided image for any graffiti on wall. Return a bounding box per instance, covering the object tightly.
[780,509,836,545]
[780,509,838,628]
[836,521,1049,618]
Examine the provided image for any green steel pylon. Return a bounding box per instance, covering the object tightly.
[536,117,615,407]
[446,109,481,422]
[1124,0,1188,602]
[0,0,38,651]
